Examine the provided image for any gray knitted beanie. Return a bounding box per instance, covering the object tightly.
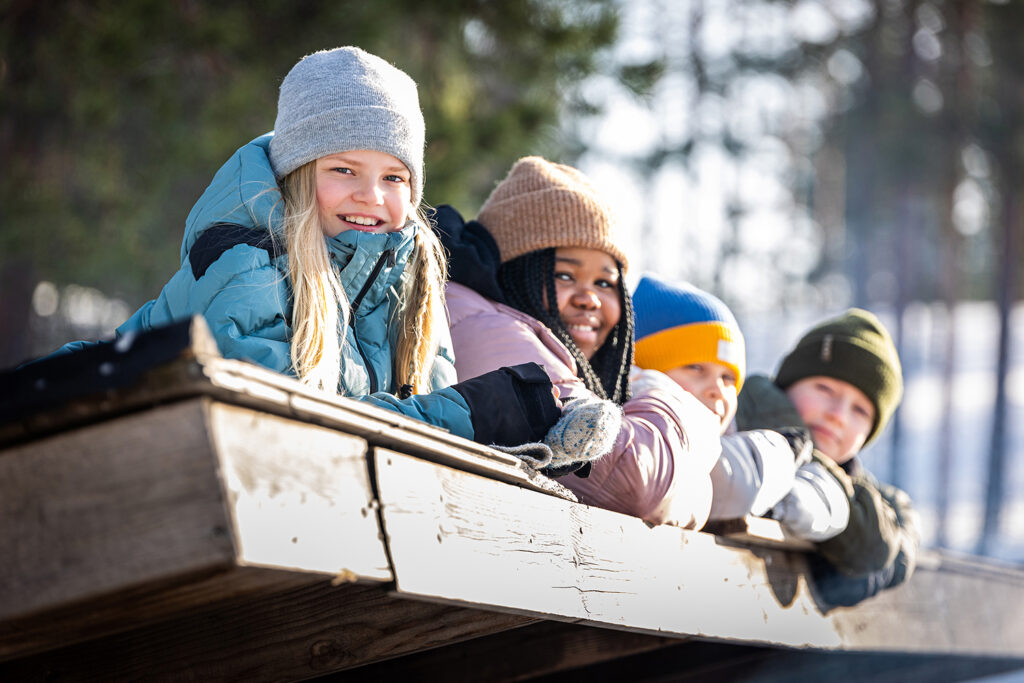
[268,46,425,206]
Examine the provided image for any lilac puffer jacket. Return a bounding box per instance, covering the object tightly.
[446,282,722,529]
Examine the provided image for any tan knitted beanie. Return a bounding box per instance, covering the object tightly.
[477,156,629,271]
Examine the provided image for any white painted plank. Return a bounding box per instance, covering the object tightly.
[208,402,391,581]
[374,449,839,649]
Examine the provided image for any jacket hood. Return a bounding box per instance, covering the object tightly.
[181,134,282,265]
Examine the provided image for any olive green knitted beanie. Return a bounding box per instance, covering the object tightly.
[774,308,903,447]
[476,156,629,271]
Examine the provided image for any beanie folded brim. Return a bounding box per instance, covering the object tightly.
[634,321,745,391]
[269,106,423,204]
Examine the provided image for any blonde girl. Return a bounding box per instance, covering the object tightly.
[50,47,561,447]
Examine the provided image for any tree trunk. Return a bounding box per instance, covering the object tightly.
[978,178,1019,556]
[936,0,976,548]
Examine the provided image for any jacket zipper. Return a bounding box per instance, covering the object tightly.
[347,248,395,394]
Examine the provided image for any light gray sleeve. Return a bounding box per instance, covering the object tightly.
[771,461,852,541]
[707,430,797,520]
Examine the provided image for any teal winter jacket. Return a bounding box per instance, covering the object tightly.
[53,136,506,441]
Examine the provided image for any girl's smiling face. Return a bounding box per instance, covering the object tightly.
[315,150,412,237]
[785,375,876,464]
[553,247,621,360]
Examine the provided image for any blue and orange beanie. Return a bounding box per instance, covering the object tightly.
[632,275,745,391]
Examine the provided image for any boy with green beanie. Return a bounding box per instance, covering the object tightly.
[633,275,851,540]
[736,308,921,608]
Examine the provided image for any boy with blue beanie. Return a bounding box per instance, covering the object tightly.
[632,276,850,539]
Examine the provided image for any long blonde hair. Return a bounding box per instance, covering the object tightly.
[279,161,448,395]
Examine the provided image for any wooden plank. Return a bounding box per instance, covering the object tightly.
[704,517,815,552]
[823,552,1024,655]
[193,356,576,499]
[287,391,572,499]
[0,582,536,681]
[374,449,1024,656]
[374,448,834,648]
[343,629,1024,683]
[0,317,223,447]
[0,398,395,660]
[520,639,1024,683]
[2,329,576,502]
[335,621,684,682]
[0,399,235,624]
[0,567,319,661]
[207,402,390,580]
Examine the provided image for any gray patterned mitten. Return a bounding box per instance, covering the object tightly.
[492,396,623,473]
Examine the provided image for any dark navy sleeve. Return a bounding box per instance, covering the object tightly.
[808,551,900,610]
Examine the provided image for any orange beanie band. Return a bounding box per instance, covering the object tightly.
[632,276,745,391]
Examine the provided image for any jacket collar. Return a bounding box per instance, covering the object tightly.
[327,221,418,313]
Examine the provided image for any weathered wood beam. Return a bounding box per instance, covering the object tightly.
[0,398,391,660]
[1,316,571,500]
[0,399,238,625]
[4,318,1024,681]
[0,582,536,682]
[374,448,1024,656]
[513,639,1024,683]
[337,630,1024,683]
[330,621,683,682]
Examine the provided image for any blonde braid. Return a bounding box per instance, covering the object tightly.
[394,211,448,393]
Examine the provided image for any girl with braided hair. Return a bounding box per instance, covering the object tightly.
[43,47,563,450]
[497,247,633,404]
[434,157,722,529]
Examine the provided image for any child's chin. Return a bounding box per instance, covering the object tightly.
[568,332,598,353]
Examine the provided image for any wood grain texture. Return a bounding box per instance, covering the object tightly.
[824,551,1024,656]
[335,621,683,682]
[208,402,390,579]
[516,639,1024,683]
[375,449,1024,656]
[704,516,816,552]
[5,326,1024,678]
[195,355,574,499]
[0,566,319,661]
[374,448,834,648]
[2,341,576,501]
[0,398,396,661]
[0,581,535,682]
[0,399,235,623]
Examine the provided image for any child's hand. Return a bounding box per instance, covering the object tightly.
[543,396,622,468]
[770,461,851,541]
[773,426,814,466]
[492,395,622,477]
